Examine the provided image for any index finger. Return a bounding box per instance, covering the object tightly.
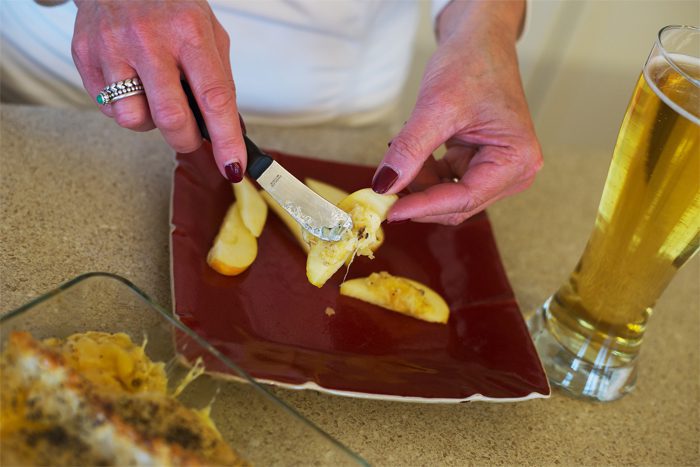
[388,148,528,222]
[180,46,246,181]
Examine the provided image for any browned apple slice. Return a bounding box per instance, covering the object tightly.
[340,272,449,324]
[305,178,384,256]
[305,188,397,287]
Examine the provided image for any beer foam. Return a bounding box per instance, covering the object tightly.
[644,54,700,125]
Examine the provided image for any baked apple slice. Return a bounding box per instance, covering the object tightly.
[207,202,258,276]
[306,188,397,287]
[306,178,385,254]
[232,176,267,237]
[340,272,450,324]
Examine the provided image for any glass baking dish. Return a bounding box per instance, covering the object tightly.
[0,272,366,466]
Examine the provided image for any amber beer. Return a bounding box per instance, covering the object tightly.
[546,54,700,367]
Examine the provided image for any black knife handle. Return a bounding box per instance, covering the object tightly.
[242,136,274,180]
[181,80,273,180]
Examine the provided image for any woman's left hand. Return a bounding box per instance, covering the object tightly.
[372,0,542,225]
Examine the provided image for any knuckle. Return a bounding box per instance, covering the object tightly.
[96,19,113,38]
[525,161,543,182]
[152,102,189,131]
[530,149,544,174]
[97,23,126,53]
[457,188,482,214]
[214,24,231,50]
[214,135,242,154]
[199,82,235,115]
[459,198,480,214]
[127,15,166,48]
[389,133,425,164]
[499,147,521,166]
[113,107,148,130]
[521,141,544,180]
[444,214,467,226]
[70,36,90,65]
[170,138,201,154]
[129,22,154,50]
[173,10,209,48]
[221,30,231,50]
[501,137,544,185]
[519,174,537,191]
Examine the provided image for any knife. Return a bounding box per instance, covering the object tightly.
[181,80,353,242]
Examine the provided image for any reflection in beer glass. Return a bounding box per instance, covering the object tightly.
[529,25,699,401]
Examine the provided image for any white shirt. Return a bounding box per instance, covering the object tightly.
[1,0,452,125]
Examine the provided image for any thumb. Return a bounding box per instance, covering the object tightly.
[371,111,448,195]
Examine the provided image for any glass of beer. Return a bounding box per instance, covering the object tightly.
[529,25,699,401]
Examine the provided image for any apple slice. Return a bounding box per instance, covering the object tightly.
[259,190,309,253]
[305,234,358,287]
[305,178,384,254]
[340,272,450,324]
[207,202,258,276]
[335,188,395,258]
[304,178,349,205]
[305,188,397,288]
[232,177,267,237]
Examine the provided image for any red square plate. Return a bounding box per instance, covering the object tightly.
[171,144,549,402]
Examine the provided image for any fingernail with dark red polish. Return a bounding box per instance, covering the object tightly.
[238,113,247,134]
[225,162,243,183]
[372,166,398,194]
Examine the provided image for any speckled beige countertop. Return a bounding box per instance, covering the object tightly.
[1,104,698,466]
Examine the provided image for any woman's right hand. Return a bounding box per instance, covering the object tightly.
[72,0,246,182]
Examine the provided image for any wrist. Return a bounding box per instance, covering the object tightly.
[436,0,525,46]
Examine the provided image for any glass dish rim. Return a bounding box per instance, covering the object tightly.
[0,271,368,466]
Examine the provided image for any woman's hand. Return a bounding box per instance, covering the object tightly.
[372,0,542,225]
[72,0,246,182]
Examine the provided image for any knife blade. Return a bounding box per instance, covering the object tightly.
[182,80,353,242]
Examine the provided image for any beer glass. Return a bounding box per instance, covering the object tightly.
[529,25,699,401]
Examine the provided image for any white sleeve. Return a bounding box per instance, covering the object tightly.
[431,0,531,43]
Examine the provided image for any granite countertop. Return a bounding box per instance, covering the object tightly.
[1,104,698,465]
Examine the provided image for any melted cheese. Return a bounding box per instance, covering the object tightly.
[0,331,244,466]
[43,332,168,395]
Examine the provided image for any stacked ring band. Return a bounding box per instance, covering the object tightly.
[96,77,145,105]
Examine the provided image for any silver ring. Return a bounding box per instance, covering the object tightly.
[96,77,145,105]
